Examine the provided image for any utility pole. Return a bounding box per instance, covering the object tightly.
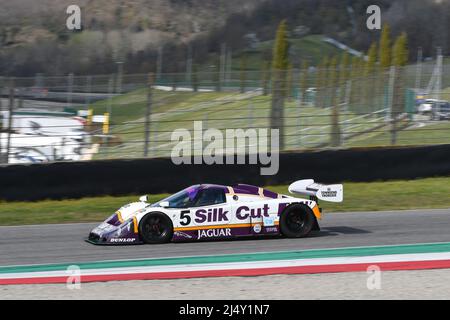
[144,73,154,157]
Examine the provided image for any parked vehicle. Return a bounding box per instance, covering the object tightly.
[417,99,450,120]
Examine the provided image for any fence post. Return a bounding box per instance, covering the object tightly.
[0,76,3,112]
[342,79,352,145]
[6,79,15,164]
[116,61,123,94]
[270,70,286,150]
[144,73,154,157]
[18,87,24,109]
[151,121,159,157]
[192,65,198,92]
[297,100,302,148]
[0,77,2,161]
[329,58,341,147]
[247,102,254,130]
[85,75,92,109]
[67,73,74,106]
[220,43,226,90]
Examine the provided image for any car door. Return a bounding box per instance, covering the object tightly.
[190,188,231,228]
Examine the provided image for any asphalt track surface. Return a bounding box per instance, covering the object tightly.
[1,209,450,266]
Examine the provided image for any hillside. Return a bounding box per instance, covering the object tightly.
[0,0,264,45]
[0,0,265,75]
[0,0,448,76]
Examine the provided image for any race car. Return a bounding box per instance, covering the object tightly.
[86,179,343,245]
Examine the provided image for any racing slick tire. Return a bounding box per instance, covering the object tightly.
[139,212,173,244]
[279,203,316,238]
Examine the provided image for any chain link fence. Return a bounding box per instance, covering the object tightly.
[1,62,449,165]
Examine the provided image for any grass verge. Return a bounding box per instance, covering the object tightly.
[0,177,449,226]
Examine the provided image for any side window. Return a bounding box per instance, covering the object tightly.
[194,189,226,207]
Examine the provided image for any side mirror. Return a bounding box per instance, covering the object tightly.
[159,201,170,208]
[139,195,148,202]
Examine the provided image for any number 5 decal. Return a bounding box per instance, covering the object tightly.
[180,210,191,226]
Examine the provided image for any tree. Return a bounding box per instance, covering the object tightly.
[271,20,289,71]
[270,20,290,150]
[391,32,409,145]
[393,32,408,67]
[379,24,392,69]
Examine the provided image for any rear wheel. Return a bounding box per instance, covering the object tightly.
[280,204,315,238]
[139,212,173,244]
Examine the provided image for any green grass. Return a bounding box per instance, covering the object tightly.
[89,86,382,159]
[348,121,450,147]
[1,177,449,226]
[0,193,168,226]
[199,35,346,73]
[90,89,229,124]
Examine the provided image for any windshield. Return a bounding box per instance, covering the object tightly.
[151,185,200,208]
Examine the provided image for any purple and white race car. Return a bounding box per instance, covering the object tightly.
[87,179,343,245]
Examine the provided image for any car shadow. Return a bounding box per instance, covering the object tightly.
[308,226,372,238]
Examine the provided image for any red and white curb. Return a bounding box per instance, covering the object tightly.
[2,252,450,285]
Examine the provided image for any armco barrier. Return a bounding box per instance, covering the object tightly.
[1,144,450,201]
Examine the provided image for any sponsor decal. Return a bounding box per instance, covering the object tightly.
[174,231,193,239]
[265,226,278,233]
[236,204,270,220]
[194,208,229,223]
[263,216,275,226]
[321,188,337,198]
[197,228,231,239]
[253,224,262,233]
[110,238,136,243]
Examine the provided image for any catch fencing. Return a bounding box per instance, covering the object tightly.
[0,62,449,165]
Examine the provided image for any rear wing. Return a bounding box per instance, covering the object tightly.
[288,179,343,203]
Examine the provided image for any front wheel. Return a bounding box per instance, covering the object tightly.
[280,204,315,238]
[139,212,173,244]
